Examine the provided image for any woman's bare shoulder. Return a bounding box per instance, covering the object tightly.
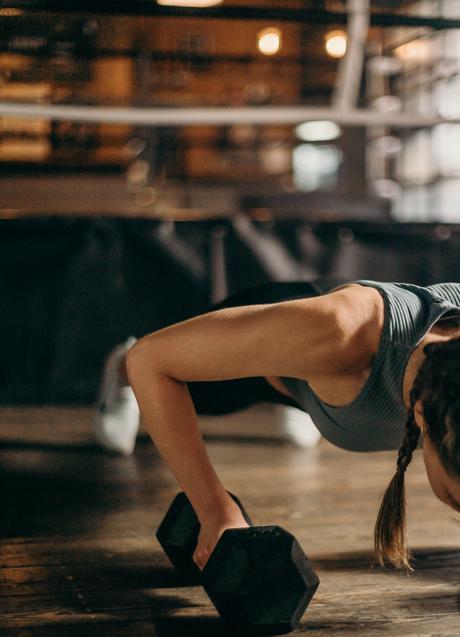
[280,283,382,371]
[319,282,385,370]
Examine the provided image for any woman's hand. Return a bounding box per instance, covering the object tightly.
[193,509,250,570]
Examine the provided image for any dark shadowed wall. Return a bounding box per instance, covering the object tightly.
[2,215,459,404]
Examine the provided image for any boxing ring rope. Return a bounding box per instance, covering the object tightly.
[2,1,460,29]
[333,0,370,111]
[0,101,459,128]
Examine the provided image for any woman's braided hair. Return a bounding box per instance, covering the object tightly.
[374,324,460,571]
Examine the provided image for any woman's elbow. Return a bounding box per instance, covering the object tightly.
[126,337,160,385]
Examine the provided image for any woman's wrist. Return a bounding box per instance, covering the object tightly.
[193,488,244,525]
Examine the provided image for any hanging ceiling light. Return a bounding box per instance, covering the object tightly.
[295,120,342,143]
[325,30,347,59]
[157,0,223,6]
[257,27,282,56]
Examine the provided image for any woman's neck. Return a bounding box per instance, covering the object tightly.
[402,326,457,409]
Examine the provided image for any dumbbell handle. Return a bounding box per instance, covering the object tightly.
[227,492,253,526]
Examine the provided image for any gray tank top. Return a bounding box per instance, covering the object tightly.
[282,280,460,452]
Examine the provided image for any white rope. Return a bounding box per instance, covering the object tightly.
[0,101,457,128]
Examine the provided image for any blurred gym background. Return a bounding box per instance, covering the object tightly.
[2,0,460,403]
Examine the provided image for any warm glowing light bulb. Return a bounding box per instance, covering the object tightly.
[325,30,347,58]
[257,27,282,56]
[157,0,223,7]
[0,8,23,15]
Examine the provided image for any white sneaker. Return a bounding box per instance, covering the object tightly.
[279,405,322,448]
[199,403,321,448]
[93,337,140,456]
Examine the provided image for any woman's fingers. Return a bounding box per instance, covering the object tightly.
[193,515,249,570]
[193,545,212,570]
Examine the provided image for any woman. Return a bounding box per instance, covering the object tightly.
[94,279,460,572]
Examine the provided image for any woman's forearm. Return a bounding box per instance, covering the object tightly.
[127,355,238,523]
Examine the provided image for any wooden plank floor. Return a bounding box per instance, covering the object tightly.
[1,406,460,637]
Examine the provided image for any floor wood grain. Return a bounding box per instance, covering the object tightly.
[1,407,460,636]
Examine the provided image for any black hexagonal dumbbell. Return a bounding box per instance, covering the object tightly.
[156,492,319,635]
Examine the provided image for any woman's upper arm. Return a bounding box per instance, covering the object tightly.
[127,286,378,383]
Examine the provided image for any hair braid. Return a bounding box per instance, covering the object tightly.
[422,337,460,478]
[374,332,460,571]
[374,382,421,570]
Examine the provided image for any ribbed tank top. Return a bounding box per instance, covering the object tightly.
[282,280,460,452]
